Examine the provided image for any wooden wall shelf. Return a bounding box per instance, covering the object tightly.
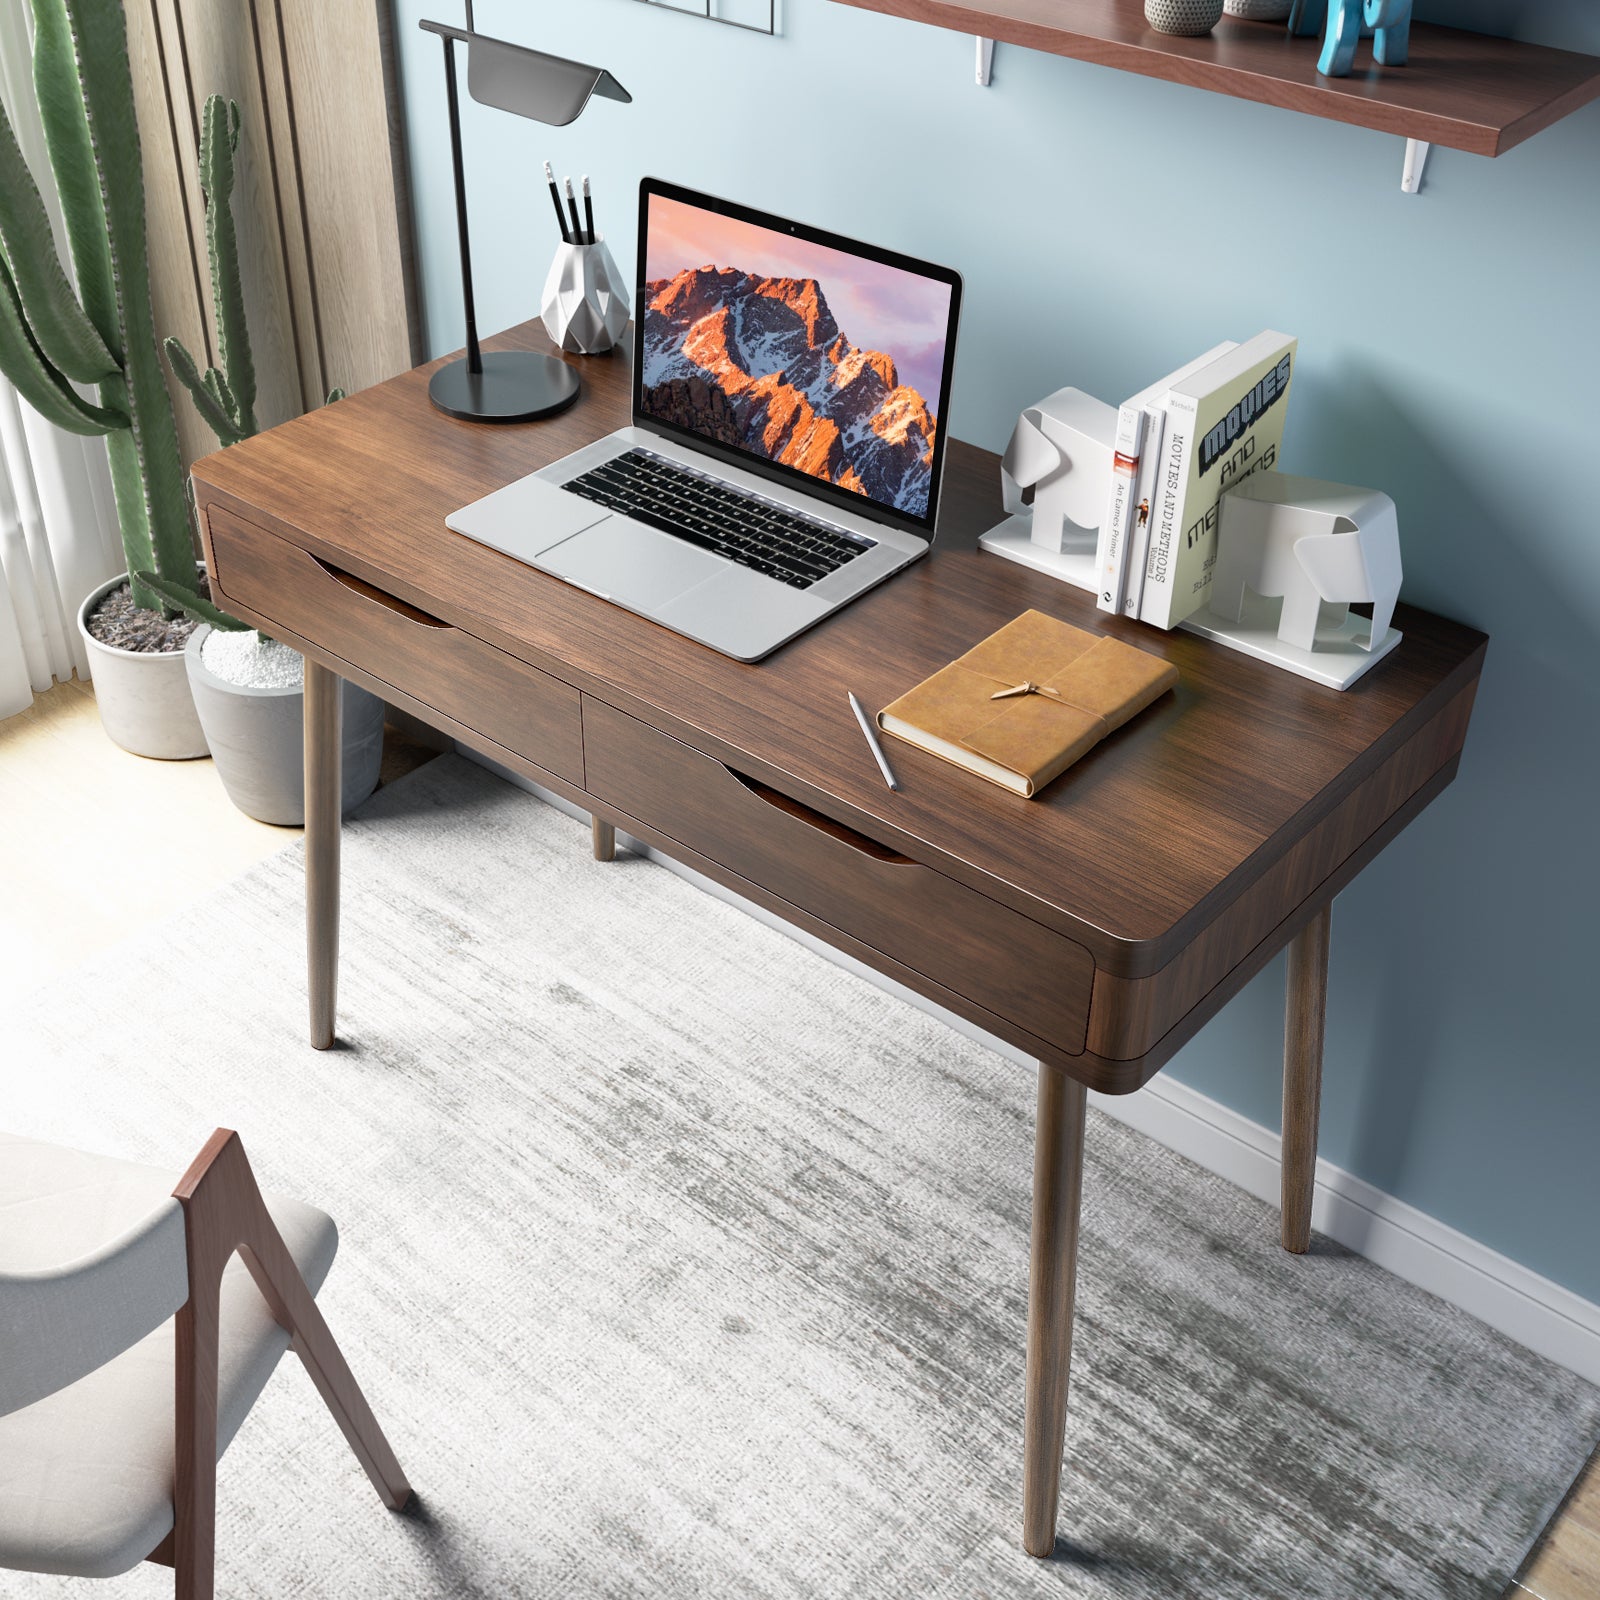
[826,0,1600,159]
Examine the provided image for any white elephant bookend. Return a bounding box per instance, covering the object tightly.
[1180,472,1404,689]
[977,387,1117,593]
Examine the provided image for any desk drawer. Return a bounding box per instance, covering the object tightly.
[205,507,583,784]
[584,699,1093,1054]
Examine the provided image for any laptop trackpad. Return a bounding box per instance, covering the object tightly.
[539,518,723,605]
[445,472,614,560]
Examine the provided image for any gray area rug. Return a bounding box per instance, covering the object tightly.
[8,754,1597,1599]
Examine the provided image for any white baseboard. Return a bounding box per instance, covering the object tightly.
[1097,1074,1600,1386]
[467,749,1600,1387]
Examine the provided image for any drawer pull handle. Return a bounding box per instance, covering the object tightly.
[310,555,450,629]
[728,769,914,864]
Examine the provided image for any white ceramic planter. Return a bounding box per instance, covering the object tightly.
[77,573,208,760]
[540,237,630,355]
[184,627,384,825]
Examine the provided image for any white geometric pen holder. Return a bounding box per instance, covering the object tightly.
[540,237,630,356]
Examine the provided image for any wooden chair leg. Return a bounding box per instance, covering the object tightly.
[1282,903,1332,1254]
[173,1131,412,1540]
[304,660,342,1050]
[171,1277,221,1599]
[1022,1065,1088,1558]
[592,816,616,862]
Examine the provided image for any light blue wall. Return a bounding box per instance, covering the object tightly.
[392,1,1600,1301]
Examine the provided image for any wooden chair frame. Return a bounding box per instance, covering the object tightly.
[141,1129,410,1599]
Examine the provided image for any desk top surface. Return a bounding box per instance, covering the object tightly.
[193,322,1487,974]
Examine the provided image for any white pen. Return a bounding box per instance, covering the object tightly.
[848,692,899,791]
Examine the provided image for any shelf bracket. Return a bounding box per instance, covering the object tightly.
[1401,138,1430,195]
[976,35,994,87]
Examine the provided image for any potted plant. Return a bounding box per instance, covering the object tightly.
[168,94,382,826]
[0,0,232,757]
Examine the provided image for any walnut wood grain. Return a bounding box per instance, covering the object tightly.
[168,1129,409,1597]
[197,543,1468,1095]
[208,506,583,786]
[825,0,1600,157]
[1085,679,1477,1063]
[1281,904,1331,1254]
[192,321,1487,990]
[1023,1064,1087,1558]
[583,695,1095,1055]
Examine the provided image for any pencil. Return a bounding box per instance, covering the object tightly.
[564,176,583,246]
[582,175,596,247]
[848,692,899,791]
[544,161,570,243]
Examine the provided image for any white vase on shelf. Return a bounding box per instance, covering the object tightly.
[1145,0,1226,33]
[540,237,630,356]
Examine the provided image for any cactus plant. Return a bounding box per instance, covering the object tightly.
[164,96,255,448]
[0,0,207,621]
[166,93,344,453]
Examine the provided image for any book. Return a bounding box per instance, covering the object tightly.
[876,609,1178,798]
[1093,404,1145,615]
[1120,341,1238,622]
[1140,331,1297,631]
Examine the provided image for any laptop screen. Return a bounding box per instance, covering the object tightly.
[635,180,961,535]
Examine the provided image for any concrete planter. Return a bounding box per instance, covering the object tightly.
[77,573,208,760]
[184,626,384,825]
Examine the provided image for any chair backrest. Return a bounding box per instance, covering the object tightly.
[0,1134,191,1416]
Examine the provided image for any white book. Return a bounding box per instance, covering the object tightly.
[1093,405,1145,614]
[1141,331,1297,631]
[1107,343,1238,623]
[1122,403,1166,622]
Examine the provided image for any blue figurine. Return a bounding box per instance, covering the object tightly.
[1288,0,1412,78]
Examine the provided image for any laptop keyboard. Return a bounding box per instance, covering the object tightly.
[564,449,874,590]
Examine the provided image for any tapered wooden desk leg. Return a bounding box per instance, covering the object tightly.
[1023,1063,1088,1558]
[1282,903,1332,1254]
[304,661,342,1051]
[592,816,616,862]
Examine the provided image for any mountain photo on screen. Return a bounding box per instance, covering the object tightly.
[642,195,952,519]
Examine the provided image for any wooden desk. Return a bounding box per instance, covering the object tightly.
[192,322,1486,1558]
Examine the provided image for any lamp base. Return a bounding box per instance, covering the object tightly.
[428,350,580,423]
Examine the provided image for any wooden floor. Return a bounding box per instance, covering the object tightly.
[0,675,435,1008]
[1,676,1595,1595]
[1514,1450,1600,1600]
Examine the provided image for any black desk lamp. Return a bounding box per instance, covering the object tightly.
[419,3,631,423]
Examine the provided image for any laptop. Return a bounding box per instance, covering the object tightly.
[446,178,963,662]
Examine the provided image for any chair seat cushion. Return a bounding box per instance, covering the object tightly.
[0,1136,337,1579]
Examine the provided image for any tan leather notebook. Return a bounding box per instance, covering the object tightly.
[877,609,1178,797]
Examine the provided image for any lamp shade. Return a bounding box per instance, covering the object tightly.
[466,37,631,126]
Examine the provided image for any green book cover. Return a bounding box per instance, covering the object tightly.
[1141,332,1297,629]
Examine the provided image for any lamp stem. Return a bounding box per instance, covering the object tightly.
[442,34,481,375]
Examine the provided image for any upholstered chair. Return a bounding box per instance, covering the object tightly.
[0,1128,410,1599]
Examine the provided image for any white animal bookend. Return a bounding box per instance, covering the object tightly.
[1000,388,1117,557]
[1184,472,1404,689]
